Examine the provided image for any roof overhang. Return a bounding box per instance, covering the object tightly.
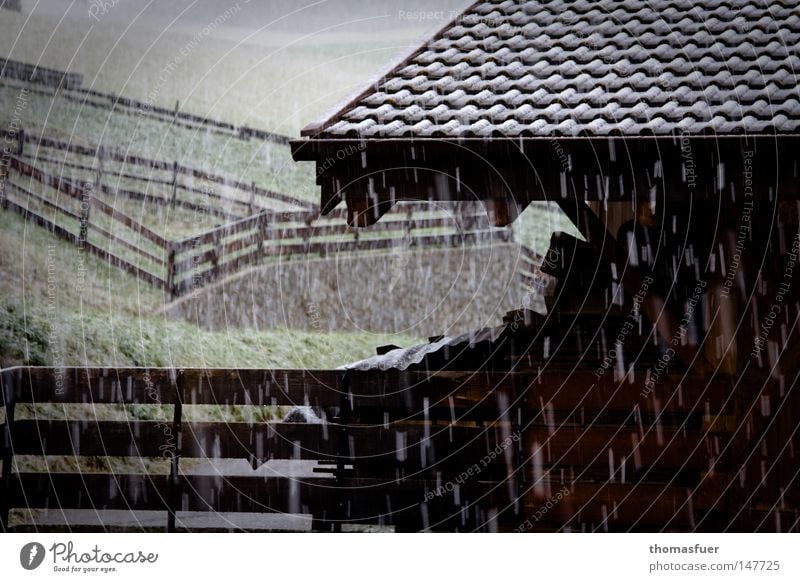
[291,134,800,226]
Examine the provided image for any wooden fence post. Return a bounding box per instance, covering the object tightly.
[95,145,104,194]
[166,242,177,299]
[212,231,221,280]
[78,181,93,250]
[256,212,267,257]
[0,148,9,209]
[169,161,178,209]
[303,216,313,254]
[249,181,256,215]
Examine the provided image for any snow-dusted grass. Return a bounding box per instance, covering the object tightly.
[0,210,421,368]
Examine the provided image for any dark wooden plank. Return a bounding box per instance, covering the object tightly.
[1,192,80,242]
[74,87,291,144]
[179,421,714,470]
[0,185,163,289]
[6,366,733,417]
[22,133,310,215]
[10,420,179,457]
[345,370,730,416]
[9,156,83,197]
[519,482,698,531]
[171,211,282,252]
[1,472,724,531]
[175,475,334,513]
[0,58,83,88]
[9,367,178,405]
[330,478,697,531]
[9,473,170,511]
[180,422,339,461]
[9,472,334,516]
[182,230,508,289]
[180,369,341,408]
[725,509,800,533]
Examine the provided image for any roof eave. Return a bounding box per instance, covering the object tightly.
[291,132,800,161]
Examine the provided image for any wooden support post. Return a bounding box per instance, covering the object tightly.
[0,369,17,532]
[167,369,184,533]
[78,181,93,250]
[16,128,24,156]
[169,161,178,209]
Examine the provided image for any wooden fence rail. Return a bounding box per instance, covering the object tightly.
[2,365,795,532]
[0,58,83,89]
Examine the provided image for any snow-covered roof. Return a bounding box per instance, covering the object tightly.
[303,0,800,139]
[342,325,505,371]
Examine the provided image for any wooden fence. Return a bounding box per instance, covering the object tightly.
[3,155,171,289]
[0,58,83,89]
[1,144,516,298]
[1,364,796,532]
[167,205,512,296]
[1,68,288,144]
[13,131,314,215]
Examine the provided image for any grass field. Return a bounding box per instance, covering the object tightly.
[0,209,421,368]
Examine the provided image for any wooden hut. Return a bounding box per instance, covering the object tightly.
[290,0,800,531]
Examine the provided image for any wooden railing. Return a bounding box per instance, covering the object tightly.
[1,364,795,532]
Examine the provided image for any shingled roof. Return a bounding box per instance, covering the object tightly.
[292,1,800,227]
[302,0,800,139]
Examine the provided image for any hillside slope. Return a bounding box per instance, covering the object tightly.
[0,210,421,368]
[166,242,529,339]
